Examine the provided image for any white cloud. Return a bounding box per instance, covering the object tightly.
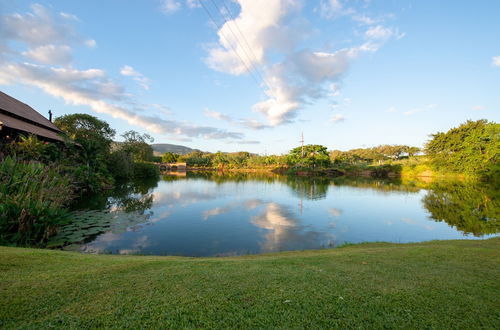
[204,0,399,126]
[0,4,78,47]
[204,108,270,130]
[471,105,484,111]
[59,12,79,21]
[0,4,247,143]
[206,0,302,75]
[319,0,349,19]
[22,45,72,65]
[204,109,232,122]
[352,14,378,25]
[85,39,97,48]
[492,56,500,67]
[365,25,394,40]
[330,114,345,123]
[120,65,151,90]
[161,0,181,14]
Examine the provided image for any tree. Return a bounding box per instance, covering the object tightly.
[162,152,179,163]
[54,114,116,191]
[120,130,154,162]
[54,114,115,152]
[425,119,499,179]
[288,144,330,168]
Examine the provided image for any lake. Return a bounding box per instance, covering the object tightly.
[52,172,499,256]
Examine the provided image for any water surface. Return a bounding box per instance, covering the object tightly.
[56,172,499,256]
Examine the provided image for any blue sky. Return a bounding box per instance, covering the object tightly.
[1,0,499,154]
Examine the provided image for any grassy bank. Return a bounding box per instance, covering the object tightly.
[1,238,499,328]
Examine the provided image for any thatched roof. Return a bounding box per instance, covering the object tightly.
[0,91,64,142]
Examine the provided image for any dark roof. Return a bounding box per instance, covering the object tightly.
[0,90,64,142]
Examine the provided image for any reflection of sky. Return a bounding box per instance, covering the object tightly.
[78,177,497,257]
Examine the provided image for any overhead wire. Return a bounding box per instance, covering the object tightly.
[198,0,277,100]
[219,0,276,95]
[198,0,264,89]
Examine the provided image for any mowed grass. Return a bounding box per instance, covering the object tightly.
[1,239,499,329]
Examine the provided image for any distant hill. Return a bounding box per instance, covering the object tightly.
[151,143,199,156]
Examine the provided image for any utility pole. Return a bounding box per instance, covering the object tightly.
[300,132,304,158]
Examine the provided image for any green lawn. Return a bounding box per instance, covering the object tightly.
[1,238,499,329]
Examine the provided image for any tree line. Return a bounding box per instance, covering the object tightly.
[159,119,497,180]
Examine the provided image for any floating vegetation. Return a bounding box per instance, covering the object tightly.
[46,209,152,248]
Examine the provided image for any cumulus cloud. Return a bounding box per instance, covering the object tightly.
[204,0,399,126]
[205,0,302,75]
[120,65,151,90]
[161,0,181,14]
[0,4,247,143]
[492,56,500,67]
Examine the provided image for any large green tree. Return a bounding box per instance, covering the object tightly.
[54,114,116,191]
[54,114,115,152]
[425,119,499,179]
[288,144,330,168]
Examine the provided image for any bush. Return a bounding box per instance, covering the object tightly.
[108,150,134,180]
[132,162,160,179]
[0,157,74,246]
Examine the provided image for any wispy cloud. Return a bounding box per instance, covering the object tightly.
[120,65,151,90]
[204,108,270,130]
[404,103,437,116]
[0,4,247,143]
[161,0,181,14]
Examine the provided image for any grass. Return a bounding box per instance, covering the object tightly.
[1,238,499,329]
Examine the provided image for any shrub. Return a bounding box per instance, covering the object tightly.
[132,162,160,179]
[108,150,134,180]
[0,157,74,246]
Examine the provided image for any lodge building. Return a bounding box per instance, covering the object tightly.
[0,91,63,143]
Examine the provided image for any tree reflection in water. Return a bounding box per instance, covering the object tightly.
[423,181,499,236]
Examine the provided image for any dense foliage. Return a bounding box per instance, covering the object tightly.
[288,145,330,168]
[423,180,499,236]
[425,119,499,179]
[0,157,74,246]
[330,145,420,164]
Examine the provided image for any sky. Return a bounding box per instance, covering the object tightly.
[0,0,499,154]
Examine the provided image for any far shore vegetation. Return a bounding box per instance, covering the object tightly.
[0,117,498,248]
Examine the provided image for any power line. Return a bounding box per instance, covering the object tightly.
[199,0,277,100]
[218,0,272,90]
[198,0,263,89]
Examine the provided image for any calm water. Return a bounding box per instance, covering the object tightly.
[59,172,499,256]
